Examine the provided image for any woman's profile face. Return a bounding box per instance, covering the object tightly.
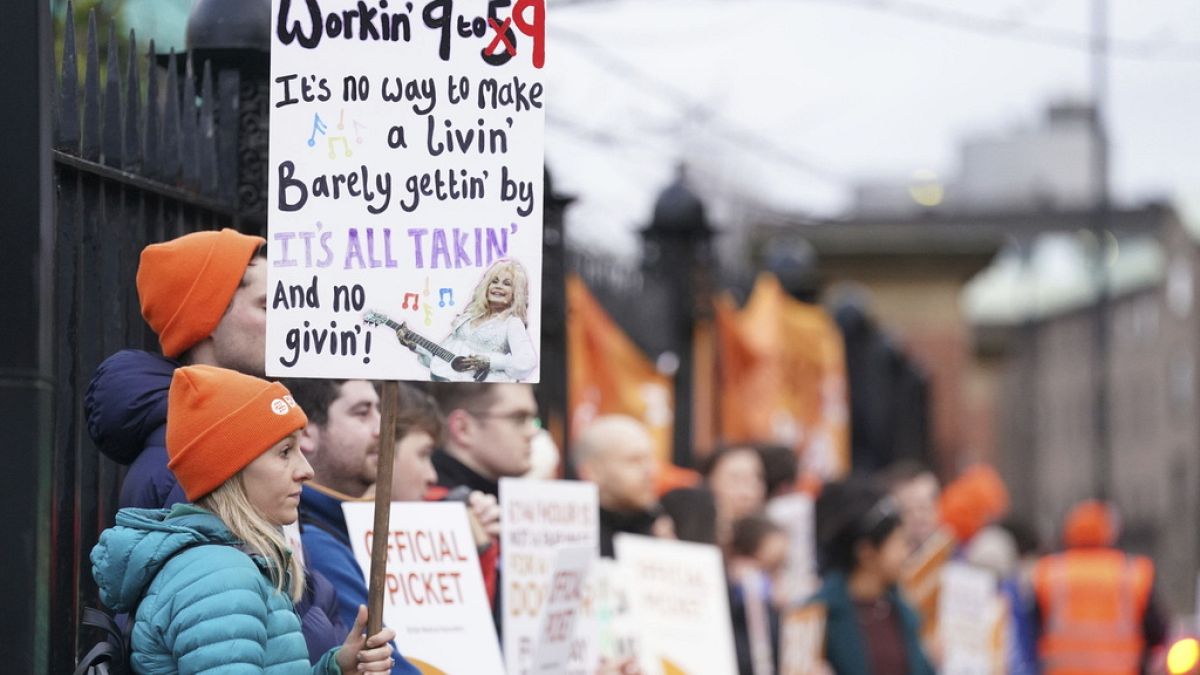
[873,523,912,584]
[241,430,313,526]
[486,268,515,308]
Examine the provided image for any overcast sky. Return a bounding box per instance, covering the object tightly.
[107,0,1200,258]
[543,0,1200,256]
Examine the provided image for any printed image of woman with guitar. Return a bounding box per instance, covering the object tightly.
[365,258,537,382]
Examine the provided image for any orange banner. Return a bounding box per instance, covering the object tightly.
[567,275,675,466]
[715,273,850,479]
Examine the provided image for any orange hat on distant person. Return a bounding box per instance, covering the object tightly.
[1063,499,1118,548]
[137,229,265,358]
[939,464,1010,542]
[656,461,702,497]
[166,365,307,501]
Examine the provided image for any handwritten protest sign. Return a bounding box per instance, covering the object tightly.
[343,501,505,674]
[766,494,818,606]
[282,522,306,569]
[613,534,739,675]
[587,558,642,668]
[500,478,599,675]
[779,604,827,675]
[939,561,1006,675]
[267,0,546,382]
[530,546,594,675]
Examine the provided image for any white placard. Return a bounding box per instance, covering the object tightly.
[343,501,505,674]
[939,561,1004,675]
[267,0,546,381]
[766,494,818,605]
[500,478,599,675]
[614,534,739,675]
[282,522,306,569]
[588,559,642,668]
[779,604,827,675]
[530,546,594,675]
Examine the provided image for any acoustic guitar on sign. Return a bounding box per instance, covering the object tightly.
[363,310,490,382]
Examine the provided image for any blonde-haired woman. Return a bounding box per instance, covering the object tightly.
[91,365,398,674]
[407,258,536,382]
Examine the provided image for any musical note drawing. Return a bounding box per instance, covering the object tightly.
[423,276,431,298]
[402,292,420,310]
[337,108,345,130]
[327,136,352,159]
[423,303,434,327]
[307,113,327,147]
[438,288,455,308]
[353,120,367,144]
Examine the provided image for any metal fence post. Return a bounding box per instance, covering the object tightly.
[639,168,715,467]
[0,1,55,671]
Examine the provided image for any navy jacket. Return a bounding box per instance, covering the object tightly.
[299,483,420,675]
[85,349,347,664]
[85,349,186,509]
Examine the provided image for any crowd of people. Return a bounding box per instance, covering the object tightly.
[85,228,1170,675]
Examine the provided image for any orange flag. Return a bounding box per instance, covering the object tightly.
[716,273,850,479]
[567,275,684,485]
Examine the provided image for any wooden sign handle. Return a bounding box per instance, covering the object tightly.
[367,380,399,636]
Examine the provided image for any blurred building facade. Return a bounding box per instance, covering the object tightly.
[745,101,1200,613]
[975,205,1200,614]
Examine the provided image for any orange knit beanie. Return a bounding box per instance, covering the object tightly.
[137,229,265,358]
[166,365,308,501]
[939,464,1010,542]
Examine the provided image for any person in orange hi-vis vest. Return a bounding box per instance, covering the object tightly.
[1032,500,1167,675]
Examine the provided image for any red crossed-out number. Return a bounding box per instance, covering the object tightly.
[486,17,515,57]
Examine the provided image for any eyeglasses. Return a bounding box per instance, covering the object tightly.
[467,410,541,429]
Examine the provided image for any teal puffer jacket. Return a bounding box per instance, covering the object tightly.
[91,504,341,675]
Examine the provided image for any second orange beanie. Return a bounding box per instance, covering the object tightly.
[940,464,1010,543]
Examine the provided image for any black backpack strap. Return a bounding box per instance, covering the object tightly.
[76,539,228,674]
[81,607,123,643]
[73,607,125,675]
[72,642,117,675]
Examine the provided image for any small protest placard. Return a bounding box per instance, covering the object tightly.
[939,561,1005,675]
[588,558,642,668]
[779,604,827,675]
[343,501,504,674]
[281,522,306,569]
[267,0,546,382]
[530,546,594,675]
[500,478,599,675]
[613,534,739,675]
[766,494,818,606]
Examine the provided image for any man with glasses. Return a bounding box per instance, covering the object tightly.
[427,383,540,498]
[427,382,538,633]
